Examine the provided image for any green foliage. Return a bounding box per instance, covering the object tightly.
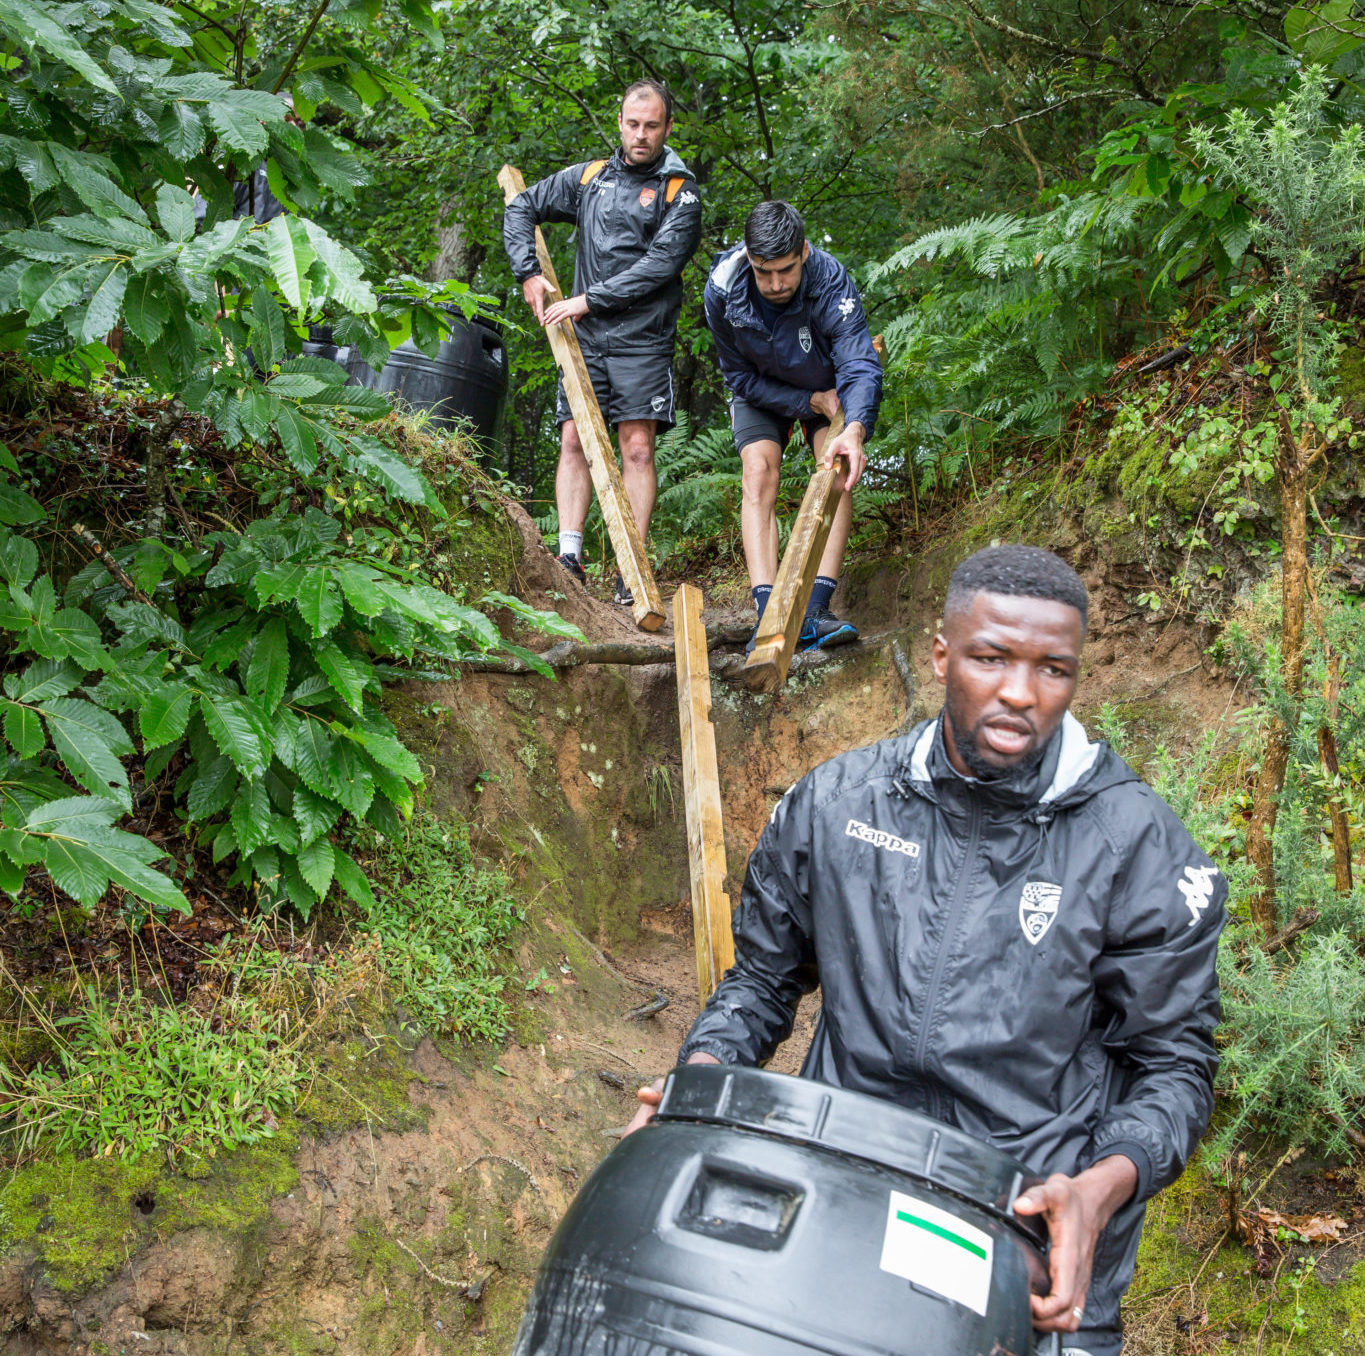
[356,816,523,1041]
[1118,587,1365,1159]
[1193,68,1365,404]
[0,986,300,1161]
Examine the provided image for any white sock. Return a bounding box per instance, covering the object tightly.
[558,530,583,558]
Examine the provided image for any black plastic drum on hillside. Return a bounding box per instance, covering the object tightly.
[513,1064,1050,1356]
[343,312,508,450]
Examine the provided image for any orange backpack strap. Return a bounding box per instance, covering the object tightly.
[580,159,608,185]
[665,175,686,204]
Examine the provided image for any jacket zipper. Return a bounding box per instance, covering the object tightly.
[913,795,981,1116]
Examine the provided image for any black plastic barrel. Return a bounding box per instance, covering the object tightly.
[513,1065,1050,1356]
[343,313,508,449]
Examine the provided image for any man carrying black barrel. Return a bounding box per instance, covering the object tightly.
[628,545,1224,1356]
[704,200,882,651]
[503,80,702,604]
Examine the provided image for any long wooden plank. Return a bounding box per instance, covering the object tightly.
[499,164,665,632]
[673,583,734,1004]
[741,337,884,694]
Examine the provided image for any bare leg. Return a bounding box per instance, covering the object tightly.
[555,419,592,536]
[811,424,853,581]
[617,419,658,540]
[740,438,783,588]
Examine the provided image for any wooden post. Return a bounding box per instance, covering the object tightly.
[498,164,665,632]
[673,583,734,1004]
[741,337,884,694]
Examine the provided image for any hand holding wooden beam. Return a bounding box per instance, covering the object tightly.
[741,338,885,694]
[499,164,665,632]
[673,583,734,1004]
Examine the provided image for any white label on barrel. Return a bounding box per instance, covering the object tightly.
[878,1191,993,1317]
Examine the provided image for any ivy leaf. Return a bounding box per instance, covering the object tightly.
[200,693,268,779]
[297,835,334,897]
[139,685,195,749]
[245,616,290,713]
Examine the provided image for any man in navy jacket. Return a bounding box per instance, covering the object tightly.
[704,201,882,650]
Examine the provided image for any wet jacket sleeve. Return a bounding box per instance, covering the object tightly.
[1086,790,1225,1203]
[584,182,702,314]
[501,164,587,283]
[704,282,820,421]
[818,275,883,437]
[678,785,820,1065]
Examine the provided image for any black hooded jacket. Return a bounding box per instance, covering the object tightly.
[502,146,702,357]
[679,713,1225,1333]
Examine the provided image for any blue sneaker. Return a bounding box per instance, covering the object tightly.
[798,606,858,652]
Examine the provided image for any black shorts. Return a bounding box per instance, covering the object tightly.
[556,349,676,429]
[729,394,829,456]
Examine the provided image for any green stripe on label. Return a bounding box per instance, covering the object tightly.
[895,1210,988,1260]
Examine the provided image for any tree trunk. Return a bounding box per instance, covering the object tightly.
[1245,414,1312,939]
[429,197,484,285]
[1319,654,1353,895]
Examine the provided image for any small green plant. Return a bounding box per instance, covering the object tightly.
[356,817,523,1041]
[0,987,300,1162]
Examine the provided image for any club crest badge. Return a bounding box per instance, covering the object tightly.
[1019,881,1063,945]
[639,187,657,207]
[798,326,812,353]
[651,394,667,412]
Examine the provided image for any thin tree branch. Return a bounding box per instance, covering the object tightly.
[272,0,333,95]
[974,86,1137,136]
[953,0,1155,101]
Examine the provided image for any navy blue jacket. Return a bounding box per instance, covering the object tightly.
[704,244,882,436]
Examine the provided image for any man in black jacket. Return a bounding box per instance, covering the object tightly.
[704,201,883,650]
[629,545,1224,1356]
[503,81,702,602]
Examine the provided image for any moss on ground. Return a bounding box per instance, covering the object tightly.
[1128,1167,1365,1353]
[0,991,429,1296]
[0,1136,297,1294]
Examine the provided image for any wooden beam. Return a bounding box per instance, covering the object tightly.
[498,164,665,632]
[672,583,734,1005]
[741,337,884,694]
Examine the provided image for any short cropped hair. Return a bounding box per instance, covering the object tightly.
[744,200,805,261]
[944,545,1089,633]
[622,79,673,122]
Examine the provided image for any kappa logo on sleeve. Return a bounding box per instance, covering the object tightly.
[1177,864,1220,927]
[837,296,856,318]
[677,190,698,205]
[845,818,920,860]
[1019,881,1063,945]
